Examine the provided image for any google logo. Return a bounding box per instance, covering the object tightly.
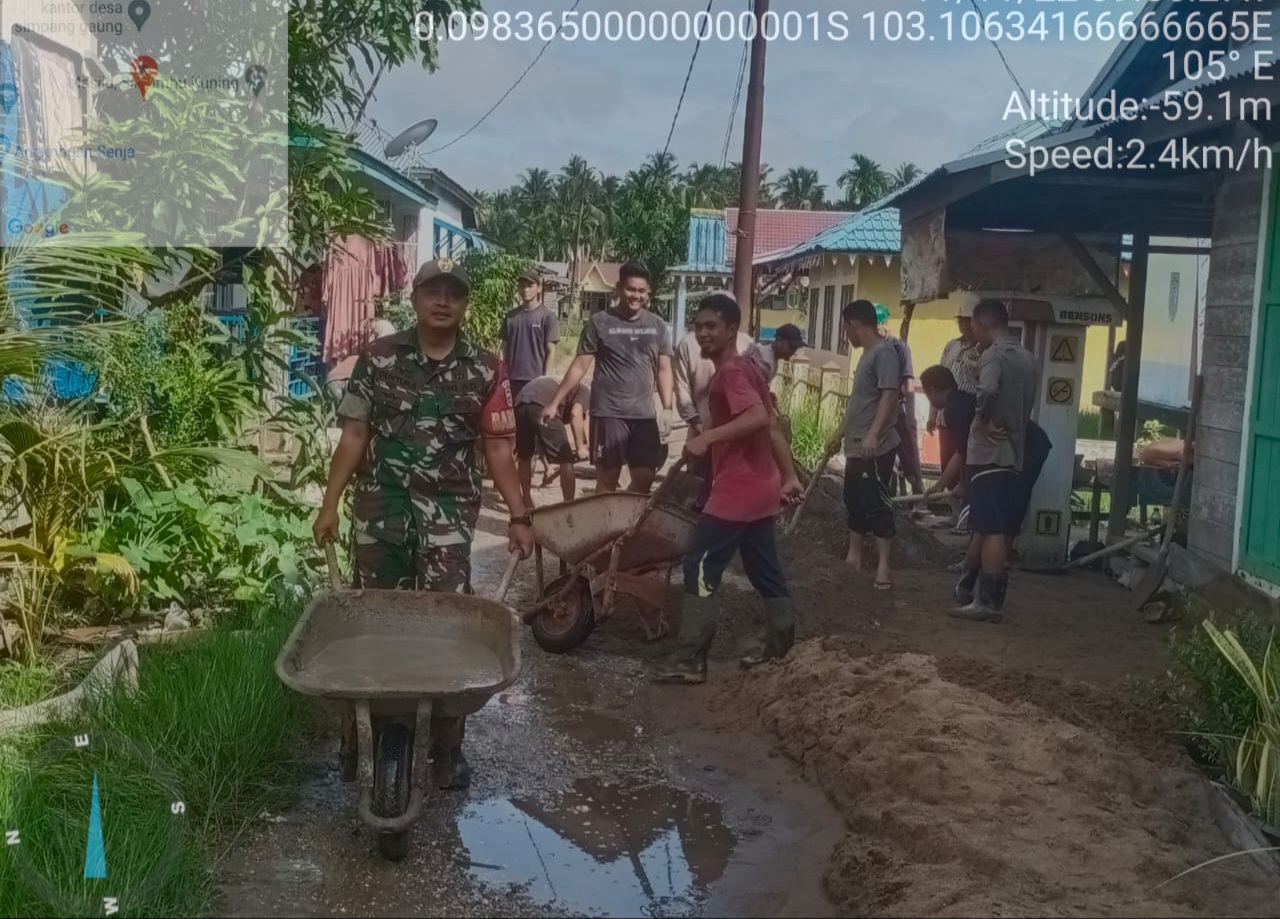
[6,219,70,236]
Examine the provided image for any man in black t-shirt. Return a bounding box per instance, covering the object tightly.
[922,365,976,510]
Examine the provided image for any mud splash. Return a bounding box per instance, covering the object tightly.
[457,777,736,917]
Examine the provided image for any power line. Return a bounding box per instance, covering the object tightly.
[720,35,749,168]
[425,0,584,155]
[967,0,1045,128]
[662,0,716,159]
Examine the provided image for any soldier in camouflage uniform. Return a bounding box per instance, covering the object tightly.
[314,257,533,789]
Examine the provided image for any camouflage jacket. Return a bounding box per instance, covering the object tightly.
[337,329,514,547]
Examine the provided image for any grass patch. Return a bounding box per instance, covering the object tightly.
[0,599,316,918]
[0,659,80,711]
[1135,608,1272,771]
[1077,409,1103,440]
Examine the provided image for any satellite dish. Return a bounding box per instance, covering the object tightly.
[384,119,438,159]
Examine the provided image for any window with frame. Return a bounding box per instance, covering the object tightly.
[837,284,855,355]
[820,286,836,352]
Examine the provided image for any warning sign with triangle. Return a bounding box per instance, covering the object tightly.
[1050,335,1076,363]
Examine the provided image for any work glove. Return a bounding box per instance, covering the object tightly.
[658,408,674,440]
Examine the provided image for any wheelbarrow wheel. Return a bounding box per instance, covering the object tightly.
[531,572,595,654]
[373,722,413,862]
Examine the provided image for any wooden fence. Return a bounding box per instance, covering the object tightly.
[773,358,850,430]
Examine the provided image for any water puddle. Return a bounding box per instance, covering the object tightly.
[457,777,736,917]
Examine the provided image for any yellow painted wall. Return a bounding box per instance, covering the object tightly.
[758,307,805,334]
[802,254,1120,411]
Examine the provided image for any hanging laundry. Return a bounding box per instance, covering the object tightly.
[320,234,377,366]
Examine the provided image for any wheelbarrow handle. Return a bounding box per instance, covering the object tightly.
[496,552,521,605]
[324,540,343,593]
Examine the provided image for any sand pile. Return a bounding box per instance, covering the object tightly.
[741,640,1280,918]
[799,477,955,570]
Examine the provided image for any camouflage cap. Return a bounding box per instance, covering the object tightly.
[412,257,470,293]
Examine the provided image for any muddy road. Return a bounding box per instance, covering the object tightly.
[216,486,843,919]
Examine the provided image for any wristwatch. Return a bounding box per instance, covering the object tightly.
[509,514,532,527]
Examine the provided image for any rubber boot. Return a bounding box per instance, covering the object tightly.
[953,566,980,606]
[430,716,471,790]
[950,573,1005,623]
[740,598,796,670]
[651,594,718,684]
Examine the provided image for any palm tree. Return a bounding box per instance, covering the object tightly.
[727,162,777,209]
[642,151,679,186]
[557,156,605,308]
[890,162,922,191]
[837,154,890,210]
[777,167,826,210]
[517,168,557,259]
[683,162,732,209]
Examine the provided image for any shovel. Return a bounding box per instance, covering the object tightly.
[1131,374,1203,609]
[785,440,841,536]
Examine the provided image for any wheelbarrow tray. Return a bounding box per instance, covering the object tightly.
[275,589,521,718]
[531,492,698,572]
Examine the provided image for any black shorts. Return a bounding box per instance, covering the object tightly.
[967,465,1019,535]
[515,403,576,463]
[1006,426,1053,536]
[683,513,788,599]
[843,452,897,539]
[590,416,664,470]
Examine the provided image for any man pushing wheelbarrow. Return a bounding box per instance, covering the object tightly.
[312,257,533,789]
[650,295,803,686]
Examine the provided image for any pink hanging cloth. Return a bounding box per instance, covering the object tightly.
[321,234,377,365]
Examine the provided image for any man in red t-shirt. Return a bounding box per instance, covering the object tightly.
[652,295,803,685]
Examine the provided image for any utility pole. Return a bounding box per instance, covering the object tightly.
[732,0,769,322]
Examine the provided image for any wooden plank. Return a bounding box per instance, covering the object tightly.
[1204,780,1280,876]
[1061,233,1128,321]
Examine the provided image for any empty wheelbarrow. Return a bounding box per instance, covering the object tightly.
[521,487,698,654]
[275,547,522,862]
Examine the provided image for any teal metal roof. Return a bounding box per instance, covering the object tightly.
[758,207,900,266]
[289,132,438,209]
[671,209,730,275]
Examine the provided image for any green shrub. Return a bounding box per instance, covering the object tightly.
[72,477,320,614]
[1138,611,1272,770]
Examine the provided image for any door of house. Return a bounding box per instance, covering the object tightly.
[1240,168,1280,586]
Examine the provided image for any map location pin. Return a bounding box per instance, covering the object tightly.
[130,55,158,101]
[128,0,151,31]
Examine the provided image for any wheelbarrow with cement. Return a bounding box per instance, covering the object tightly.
[520,464,698,654]
[275,545,522,862]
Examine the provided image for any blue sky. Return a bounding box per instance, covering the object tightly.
[368,0,1120,195]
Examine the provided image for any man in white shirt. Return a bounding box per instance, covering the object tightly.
[674,326,756,436]
[746,323,807,385]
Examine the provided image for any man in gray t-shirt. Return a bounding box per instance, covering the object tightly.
[542,262,675,495]
[501,270,560,399]
[953,298,1041,624]
[825,300,903,590]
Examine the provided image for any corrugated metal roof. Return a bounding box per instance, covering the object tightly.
[755,206,901,267]
[671,209,730,274]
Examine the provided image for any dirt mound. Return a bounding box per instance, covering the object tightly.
[740,641,1280,917]
[798,477,955,570]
